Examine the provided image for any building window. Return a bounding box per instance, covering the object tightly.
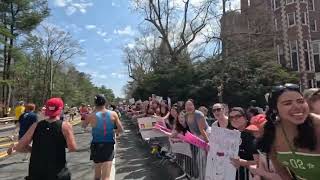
[317,81,320,87]
[313,42,320,72]
[304,40,311,71]
[278,45,286,67]
[290,41,299,71]
[286,0,295,4]
[301,12,307,25]
[308,80,314,88]
[311,20,317,32]
[287,13,296,27]
[308,0,315,11]
[274,0,281,9]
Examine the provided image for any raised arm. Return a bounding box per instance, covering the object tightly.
[197,115,209,143]
[113,111,124,135]
[10,123,37,153]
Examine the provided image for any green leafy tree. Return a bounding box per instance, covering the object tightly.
[0,0,49,115]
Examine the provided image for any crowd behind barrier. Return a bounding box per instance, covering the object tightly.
[121,98,255,180]
[120,85,320,180]
[124,114,209,180]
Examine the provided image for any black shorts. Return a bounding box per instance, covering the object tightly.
[90,142,115,163]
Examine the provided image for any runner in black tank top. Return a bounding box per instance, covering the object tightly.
[27,120,68,180]
[7,98,77,180]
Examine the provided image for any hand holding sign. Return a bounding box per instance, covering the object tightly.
[153,122,209,151]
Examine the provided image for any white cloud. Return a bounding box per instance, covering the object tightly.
[54,0,93,16]
[77,62,87,67]
[98,74,108,79]
[127,43,135,49]
[111,72,125,79]
[79,39,86,43]
[111,2,120,7]
[103,38,112,43]
[72,2,93,13]
[66,6,77,16]
[54,0,69,7]
[97,30,107,37]
[114,26,135,36]
[85,25,96,30]
[65,23,83,33]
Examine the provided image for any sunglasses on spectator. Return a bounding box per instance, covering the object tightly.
[272,83,300,93]
[268,83,300,101]
[212,108,222,112]
[229,114,243,120]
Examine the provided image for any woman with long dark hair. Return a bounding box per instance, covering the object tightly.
[259,83,320,180]
[185,99,209,142]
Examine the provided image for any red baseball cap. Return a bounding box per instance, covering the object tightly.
[45,98,64,117]
[246,114,267,132]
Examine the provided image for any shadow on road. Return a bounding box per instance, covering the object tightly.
[115,118,182,180]
[0,161,27,169]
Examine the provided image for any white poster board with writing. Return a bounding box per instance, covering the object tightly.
[129,98,135,105]
[205,126,241,180]
[167,97,171,108]
[137,117,166,140]
[169,138,192,158]
[156,96,163,102]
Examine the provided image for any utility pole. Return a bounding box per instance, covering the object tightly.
[49,50,53,98]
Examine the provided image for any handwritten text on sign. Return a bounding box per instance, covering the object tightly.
[205,126,241,180]
[137,117,166,140]
[137,117,157,130]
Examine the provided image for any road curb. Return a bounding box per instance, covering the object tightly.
[110,143,116,180]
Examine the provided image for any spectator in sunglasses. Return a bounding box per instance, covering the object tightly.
[211,103,233,129]
[229,107,258,180]
[304,88,320,115]
[259,83,320,180]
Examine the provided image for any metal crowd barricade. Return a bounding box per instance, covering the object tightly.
[126,115,251,180]
[173,144,207,180]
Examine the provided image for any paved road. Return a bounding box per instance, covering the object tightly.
[0,125,96,180]
[0,117,182,180]
[0,124,15,138]
[115,118,182,180]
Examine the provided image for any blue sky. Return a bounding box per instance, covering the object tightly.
[47,0,241,98]
[48,0,143,97]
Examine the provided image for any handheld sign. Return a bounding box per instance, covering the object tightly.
[205,126,241,180]
[129,98,135,105]
[153,123,209,151]
[137,117,166,140]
